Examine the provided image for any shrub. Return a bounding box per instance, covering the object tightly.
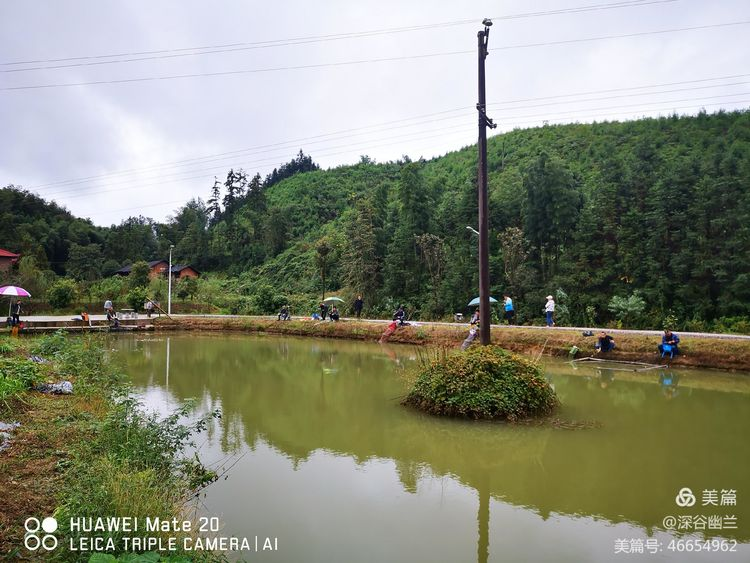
[0,357,42,403]
[554,288,570,326]
[0,338,16,355]
[403,346,558,421]
[32,329,69,357]
[176,276,198,301]
[251,284,286,314]
[126,286,149,311]
[58,396,219,556]
[712,317,750,335]
[47,278,78,309]
[89,276,125,303]
[607,291,646,327]
[127,260,151,290]
[682,317,708,333]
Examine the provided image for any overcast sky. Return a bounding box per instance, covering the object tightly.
[1,0,749,227]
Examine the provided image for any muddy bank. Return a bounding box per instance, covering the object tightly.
[153,317,750,372]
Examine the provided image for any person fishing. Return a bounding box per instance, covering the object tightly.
[380,305,409,343]
[595,331,615,353]
[461,307,480,351]
[658,329,680,356]
[353,295,364,319]
[393,305,407,326]
[106,308,120,329]
[11,300,21,326]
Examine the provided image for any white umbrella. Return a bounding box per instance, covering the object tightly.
[467,296,498,307]
[323,296,345,303]
[0,285,31,317]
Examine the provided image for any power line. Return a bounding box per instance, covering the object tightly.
[487,80,750,112]
[4,19,746,93]
[497,99,749,129]
[46,122,479,199]
[86,102,748,222]
[492,91,750,122]
[25,72,750,191]
[44,85,750,196]
[487,72,750,106]
[30,93,750,202]
[27,107,476,190]
[60,125,481,213]
[1,0,676,71]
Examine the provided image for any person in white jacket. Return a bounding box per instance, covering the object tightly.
[544,295,555,327]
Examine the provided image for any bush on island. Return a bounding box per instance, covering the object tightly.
[403,345,558,421]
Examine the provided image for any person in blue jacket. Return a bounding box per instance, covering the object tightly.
[503,294,515,324]
[658,329,680,356]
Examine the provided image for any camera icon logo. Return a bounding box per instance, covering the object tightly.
[24,516,59,551]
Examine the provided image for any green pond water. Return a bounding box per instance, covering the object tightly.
[117,333,750,563]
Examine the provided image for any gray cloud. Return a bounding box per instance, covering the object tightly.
[1,0,749,225]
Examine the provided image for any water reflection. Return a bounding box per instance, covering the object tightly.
[117,334,750,562]
[659,372,680,400]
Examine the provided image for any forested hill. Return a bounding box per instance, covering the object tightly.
[3,110,750,328]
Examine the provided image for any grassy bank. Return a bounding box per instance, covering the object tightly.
[0,333,221,562]
[152,317,750,372]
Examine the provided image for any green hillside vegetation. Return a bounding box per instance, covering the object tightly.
[2,111,749,332]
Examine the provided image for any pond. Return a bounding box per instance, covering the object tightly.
[116,333,750,562]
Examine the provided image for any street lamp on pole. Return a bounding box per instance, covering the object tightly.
[476,18,497,345]
[168,244,175,315]
[466,226,480,236]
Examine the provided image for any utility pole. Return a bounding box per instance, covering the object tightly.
[477,18,497,345]
[168,244,174,315]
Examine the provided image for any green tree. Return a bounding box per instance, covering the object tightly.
[415,233,446,316]
[206,178,222,221]
[105,216,158,264]
[316,237,332,301]
[384,162,431,298]
[67,243,103,282]
[498,227,532,299]
[342,200,379,300]
[177,276,198,301]
[128,261,151,290]
[16,255,52,299]
[126,286,149,311]
[222,168,247,215]
[523,152,581,280]
[608,291,647,327]
[47,279,78,309]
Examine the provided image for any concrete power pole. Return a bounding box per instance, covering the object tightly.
[477,18,497,345]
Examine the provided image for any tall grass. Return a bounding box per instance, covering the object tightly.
[47,337,221,560]
[0,357,42,409]
[3,331,224,561]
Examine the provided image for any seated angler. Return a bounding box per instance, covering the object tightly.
[658,329,681,357]
[393,305,407,326]
[595,331,615,353]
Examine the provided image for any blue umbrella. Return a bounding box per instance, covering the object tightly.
[467,296,498,307]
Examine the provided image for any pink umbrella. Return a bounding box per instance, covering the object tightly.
[0,285,31,317]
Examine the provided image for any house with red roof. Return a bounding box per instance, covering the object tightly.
[0,248,20,272]
[115,260,200,280]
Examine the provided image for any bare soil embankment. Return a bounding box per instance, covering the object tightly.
[153,317,750,372]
